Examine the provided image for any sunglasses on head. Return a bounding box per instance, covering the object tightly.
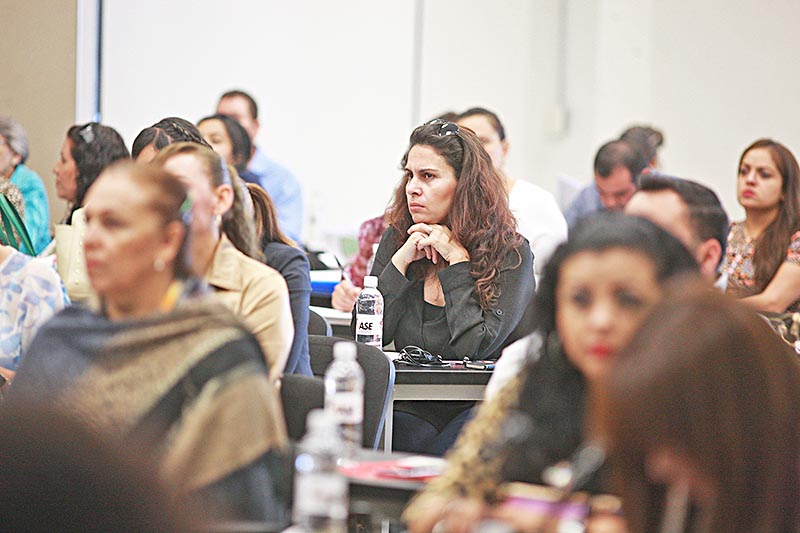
[426,119,461,138]
[395,345,448,367]
[78,124,95,144]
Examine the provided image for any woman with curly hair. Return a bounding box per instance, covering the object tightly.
[366,119,535,454]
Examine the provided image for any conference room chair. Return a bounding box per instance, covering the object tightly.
[307,308,332,336]
[307,335,395,449]
[279,374,325,441]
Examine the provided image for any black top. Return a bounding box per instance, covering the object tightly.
[362,226,535,359]
[264,241,312,375]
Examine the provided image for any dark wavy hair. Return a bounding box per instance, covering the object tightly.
[131,117,210,160]
[385,120,521,309]
[501,214,699,487]
[66,122,129,222]
[154,142,258,259]
[738,139,800,291]
[197,114,252,174]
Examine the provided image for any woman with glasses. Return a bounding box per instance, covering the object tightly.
[366,119,535,454]
[12,161,290,525]
[156,143,293,381]
[403,214,699,533]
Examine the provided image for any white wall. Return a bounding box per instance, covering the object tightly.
[649,0,800,220]
[101,0,416,249]
[99,0,800,250]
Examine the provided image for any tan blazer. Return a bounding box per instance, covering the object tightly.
[205,235,293,381]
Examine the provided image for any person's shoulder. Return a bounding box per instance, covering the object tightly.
[360,214,387,231]
[501,333,542,367]
[2,251,58,285]
[237,249,286,284]
[499,236,533,271]
[20,255,61,282]
[255,147,299,183]
[727,221,745,240]
[511,179,553,199]
[10,164,45,188]
[212,239,287,293]
[264,242,309,272]
[565,183,599,215]
[33,305,97,336]
[787,228,800,250]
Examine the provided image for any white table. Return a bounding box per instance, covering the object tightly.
[309,305,352,327]
[382,364,491,454]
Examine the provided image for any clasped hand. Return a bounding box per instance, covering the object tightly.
[392,223,469,271]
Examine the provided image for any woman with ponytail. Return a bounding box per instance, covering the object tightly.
[156,143,293,381]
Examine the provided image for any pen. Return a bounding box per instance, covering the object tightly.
[333,254,354,285]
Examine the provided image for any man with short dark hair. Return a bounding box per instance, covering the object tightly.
[217,90,303,243]
[625,174,729,283]
[564,140,646,228]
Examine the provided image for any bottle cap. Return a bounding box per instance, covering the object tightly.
[333,341,357,361]
[363,275,378,288]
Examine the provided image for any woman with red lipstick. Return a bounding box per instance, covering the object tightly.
[721,139,800,312]
[404,214,698,533]
[365,119,535,454]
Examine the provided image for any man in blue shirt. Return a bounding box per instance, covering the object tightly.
[217,90,304,243]
[564,140,646,229]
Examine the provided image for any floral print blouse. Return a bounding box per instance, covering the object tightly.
[721,221,800,312]
[0,250,69,370]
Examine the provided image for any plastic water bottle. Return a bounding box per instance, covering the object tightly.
[355,275,383,347]
[293,409,348,533]
[325,342,365,453]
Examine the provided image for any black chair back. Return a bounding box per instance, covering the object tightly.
[307,309,332,336]
[307,335,395,449]
[279,374,325,441]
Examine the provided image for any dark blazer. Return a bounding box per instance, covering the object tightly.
[362,227,535,359]
[264,241,312,375]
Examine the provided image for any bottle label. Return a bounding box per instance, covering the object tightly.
[327,391,363,424]
[355,313,382,347]
[293,472,348,519]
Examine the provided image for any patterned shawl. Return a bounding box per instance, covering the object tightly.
[11,296,287,495]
